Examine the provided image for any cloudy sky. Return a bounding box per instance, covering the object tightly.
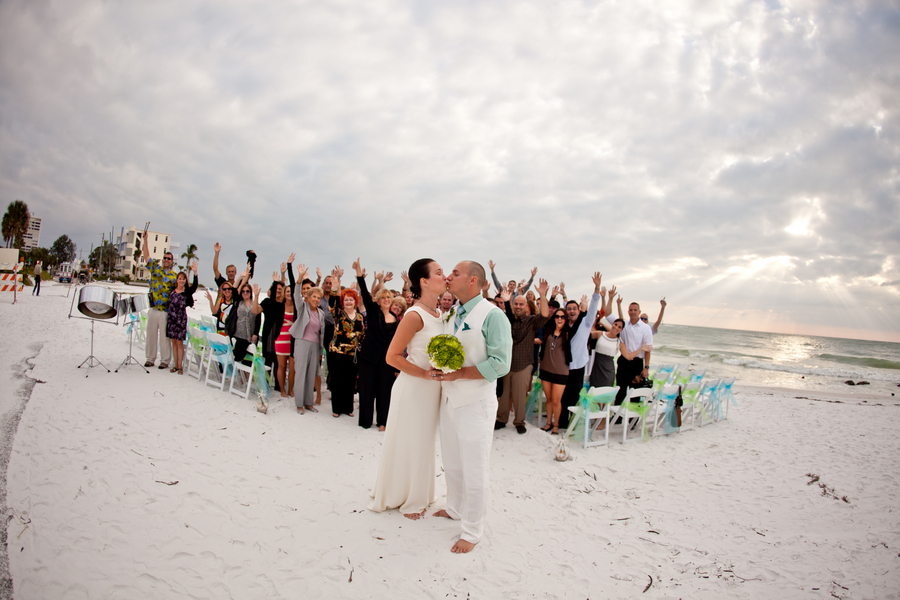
[1,0,898,342]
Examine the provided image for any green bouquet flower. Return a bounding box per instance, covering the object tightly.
[427,334,466,373]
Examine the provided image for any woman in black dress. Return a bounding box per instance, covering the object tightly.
[166,262,198,375]
[353,258,400,430]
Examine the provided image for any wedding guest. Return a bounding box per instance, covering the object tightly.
[328,269,365,418]
[539,308,571,435]
[254,264,289,397]
[289,263,329,414]
[226,282,261,364]
[142,228,177,369]
[615,302,654,404]
[390,296,407,319]
[641,298,667,335]
[354,258,399,430]
[439,291,455,316]
[165,262,198,375]
[590,318,624,387]
[212,242,237,300]
[558,275,603,428]
[488,261,537,296]
[495,279,551,434]
[206,283,234,333]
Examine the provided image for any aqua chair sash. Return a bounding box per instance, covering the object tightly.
[251,352,272,400]
[208,341,234,377]
[708,382,724,421]
[720,379,737,407]
[525,376,543,418]
[656,387,680,434]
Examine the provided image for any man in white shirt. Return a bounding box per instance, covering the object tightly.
[615,302,654,404]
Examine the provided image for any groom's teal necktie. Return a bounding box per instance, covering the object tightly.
[454,305,466,332]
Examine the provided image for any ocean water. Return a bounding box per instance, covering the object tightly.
[649,324,900,397]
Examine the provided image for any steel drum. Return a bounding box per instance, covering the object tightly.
[116,295,134,316]
[131,293,150,312]
[77,286,117,319]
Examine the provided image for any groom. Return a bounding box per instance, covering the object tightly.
[430,261,512,553]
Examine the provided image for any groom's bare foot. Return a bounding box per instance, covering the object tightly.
[451,539,476,554]
[403,509,426,520]
[433,509,452,519]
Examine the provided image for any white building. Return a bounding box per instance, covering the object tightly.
[23,216,41,250]
[115,226,172,281]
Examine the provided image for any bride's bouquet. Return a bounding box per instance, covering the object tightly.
[427,334,466,373]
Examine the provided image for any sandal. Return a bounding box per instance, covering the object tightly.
[177,368,183,375]
[333,413,340,418]
[551,427,559,435]
[541,424,552,432]
[169,367,177,373]
[306,406,318,413]
[297,407,305,415]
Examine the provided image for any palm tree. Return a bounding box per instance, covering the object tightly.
[2,200,31,248]
[181,243,198,271]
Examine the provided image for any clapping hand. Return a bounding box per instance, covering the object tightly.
[551,285,559,298]
[252,283,260,295]
[536,278,549,297]
[591,272,602,290]
[271,270,280,281]
[384,271,393,283]
[401,270,410,285]
[500,289,512,302]
[296,263,308,279]
[559,282,566,297]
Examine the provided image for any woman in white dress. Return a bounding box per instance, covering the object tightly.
[368,258,446,519]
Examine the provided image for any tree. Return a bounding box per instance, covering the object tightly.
[50,235,77,264]
[89,241,117,276]
[181,243,198,271]
[2,200,30,248]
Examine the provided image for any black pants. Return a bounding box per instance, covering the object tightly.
[357,359,397,428]
[233,338,253,365]
[558,366,585,429]
[615,355,644,404]
[33,276,40,295]
[328,352,358,415]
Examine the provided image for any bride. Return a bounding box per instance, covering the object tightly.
[368,258,446,519]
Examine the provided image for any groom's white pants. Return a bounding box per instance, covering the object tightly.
[440,394,498,544]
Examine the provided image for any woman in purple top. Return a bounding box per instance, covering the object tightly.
[288,262,330,414]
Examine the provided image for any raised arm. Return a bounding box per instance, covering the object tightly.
[354,258,376,313]
[142,226,151,262]
[500,289,514,321]
[251,283,263,315]
[212,242,221,280]
[286,253,296,288]
[535,278,550,318]
[652,298,666,334]
[488,260,503,294]
[187,261,199,295]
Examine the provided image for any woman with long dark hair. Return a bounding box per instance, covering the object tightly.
[369,258,445,519]
[539,307,571,434]
[589,318,624,388]
[354,258,400,431]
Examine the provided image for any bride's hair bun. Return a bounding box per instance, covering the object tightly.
[408,258,435,300]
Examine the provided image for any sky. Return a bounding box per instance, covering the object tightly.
[1,0,898,342]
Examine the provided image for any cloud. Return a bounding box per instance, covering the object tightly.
[1,0,898,339]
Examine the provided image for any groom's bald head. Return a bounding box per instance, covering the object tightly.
[461,261,486,288]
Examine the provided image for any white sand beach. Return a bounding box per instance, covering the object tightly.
[2,282,899,599]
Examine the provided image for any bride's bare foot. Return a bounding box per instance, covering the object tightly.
[403,509,426,520]
[451,539,476,554]
[433,509,452,519]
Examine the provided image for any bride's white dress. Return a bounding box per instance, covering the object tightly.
[368,305,444,513]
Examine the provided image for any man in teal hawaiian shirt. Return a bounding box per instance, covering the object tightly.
[143,228,177,369]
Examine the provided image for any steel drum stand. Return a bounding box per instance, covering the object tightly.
[116,316,149,373]
[78,319,110,376]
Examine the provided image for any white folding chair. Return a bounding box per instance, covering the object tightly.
[185,327,209,380]
[528,376,548,428]
[695,378,721,427]
[205,332,234,391]
[678,381,702,430]
[229,342,267,400]
[565,386,618,448]
[609,387,654,444]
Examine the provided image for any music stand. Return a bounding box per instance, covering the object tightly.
[116,314,149,373]
[69,284,118,377]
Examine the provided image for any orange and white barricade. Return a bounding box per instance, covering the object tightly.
[1,262,25,303]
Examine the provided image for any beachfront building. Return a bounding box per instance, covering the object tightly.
[22,216,41,250]
[115,226,172,281]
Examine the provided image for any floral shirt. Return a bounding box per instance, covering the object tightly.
[329,306,365,355]
[147,259,177,310]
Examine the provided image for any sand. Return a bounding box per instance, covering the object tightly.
[1,281,898,599]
